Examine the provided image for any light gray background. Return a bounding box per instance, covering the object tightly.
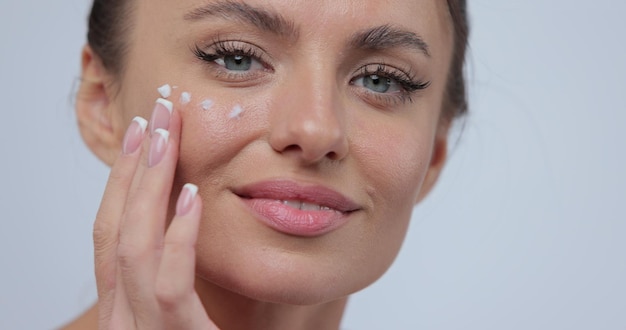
[1,1,624,329]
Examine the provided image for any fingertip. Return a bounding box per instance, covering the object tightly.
[176,183,199,216]
[122,116,148,155]
[185,183,199,198]
[156,98,174,114]
[148,129,171,168]
[133,116,149,132]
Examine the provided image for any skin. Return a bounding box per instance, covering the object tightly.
[67,0,454,329]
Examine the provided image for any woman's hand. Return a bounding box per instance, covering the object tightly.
[92,100,218,329]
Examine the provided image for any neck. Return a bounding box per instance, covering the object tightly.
[195,277,348,330]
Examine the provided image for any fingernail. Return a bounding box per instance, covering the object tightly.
[122,116,148,155]
[149,98,173,134]
[148,128,170,167]
[176,183,199,216]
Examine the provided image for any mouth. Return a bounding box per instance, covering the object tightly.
[232,180,361,237]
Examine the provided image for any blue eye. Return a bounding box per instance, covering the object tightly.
[216,55,256,71]
[193,42,267,73]
[353,74,402,94]
[350,64,431,106]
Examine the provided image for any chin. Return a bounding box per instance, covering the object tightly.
[186,177,411,306]
[193,238,382,305]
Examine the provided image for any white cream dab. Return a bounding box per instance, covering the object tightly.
[229,105,243,119]
[180,92,192,105]
[201,99,214,111]
[157,84,172,98]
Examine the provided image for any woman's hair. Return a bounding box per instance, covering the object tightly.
[87,0,469,119]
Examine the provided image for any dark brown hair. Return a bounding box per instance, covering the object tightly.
[87,0,133,75]
[443,0,469,120]
[87,0,469,119]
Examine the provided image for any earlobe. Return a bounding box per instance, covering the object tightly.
[415,121,450,204]
[76,45,120,166]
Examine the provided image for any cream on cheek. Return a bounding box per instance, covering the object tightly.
[200,99,214,111]
[153,83,247,122]
[157,84,172,99]
[150,83,266,178]
[229,105,244,119]
[180,92,192,105]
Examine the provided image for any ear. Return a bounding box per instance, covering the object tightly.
[76,45,121,167]
[415,120,450,204]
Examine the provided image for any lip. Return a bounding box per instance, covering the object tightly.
[233,180,361,237]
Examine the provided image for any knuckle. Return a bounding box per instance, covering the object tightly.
[93,220,117,252]
[155,279,188,311]
[94,259,117,291]
[116,241,152,271]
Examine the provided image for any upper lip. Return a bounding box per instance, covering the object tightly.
[233,179,361,213]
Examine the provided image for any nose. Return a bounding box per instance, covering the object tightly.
[268,76,349,164]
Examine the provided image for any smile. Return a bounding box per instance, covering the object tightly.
[233,180,361,237]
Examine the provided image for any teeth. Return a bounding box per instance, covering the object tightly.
[281,200,329,211]
[301,202,322,211]
[282,200,302,209]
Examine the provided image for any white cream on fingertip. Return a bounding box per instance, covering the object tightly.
[157,84,172,98]
[132,116,148,132]
[180,92,192,105]
[156,98,174,113]
[229,104,243,119]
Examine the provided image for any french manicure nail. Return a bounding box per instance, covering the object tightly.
[122,116,148,155]
[176,183,199,216]
[149,98,173,134]
[148,128,170,167]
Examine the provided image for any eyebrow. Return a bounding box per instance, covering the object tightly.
[350,25,431,58]
[184,0,299,40]
[185,2,430,58]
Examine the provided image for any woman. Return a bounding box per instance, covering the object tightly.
[65,0,469,328]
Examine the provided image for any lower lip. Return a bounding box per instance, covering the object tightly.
[240,198,351,237]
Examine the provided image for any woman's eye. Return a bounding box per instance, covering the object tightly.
[353,74,402,94]
[215,55,263,72]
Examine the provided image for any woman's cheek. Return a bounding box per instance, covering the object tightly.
[175,92,269,178]
[358,120,433,210]
[358,123,433,266]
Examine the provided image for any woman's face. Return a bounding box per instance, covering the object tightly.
[104,0,453,304]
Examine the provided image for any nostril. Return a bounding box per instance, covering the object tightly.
[282,144,303,154]
[277,144,340,163]
[326,151,339,161]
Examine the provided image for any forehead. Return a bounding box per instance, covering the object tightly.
[134,0,452,53]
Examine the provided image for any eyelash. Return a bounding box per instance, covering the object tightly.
[352,64,430,105]
[192,40,272,78]
[193,41,260,62]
